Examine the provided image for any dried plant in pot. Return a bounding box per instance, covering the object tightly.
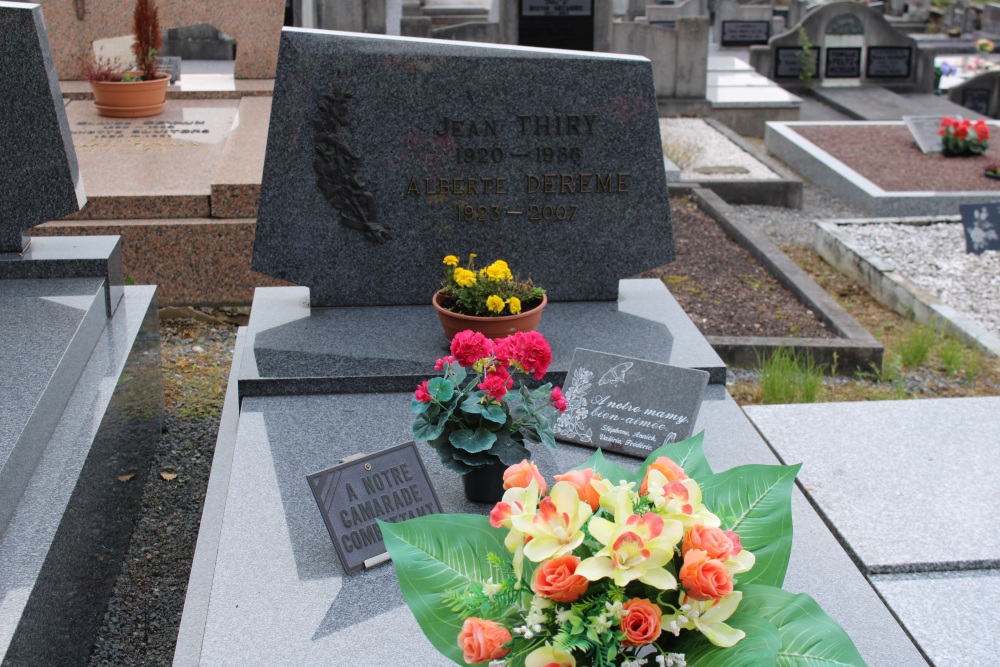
[82,0,169,117]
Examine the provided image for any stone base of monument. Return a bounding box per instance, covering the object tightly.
[174,283,927,666]
[0,284,162,666]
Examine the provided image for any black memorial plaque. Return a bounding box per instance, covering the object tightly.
[961,88,991,116]
[519,0,594,50]
[307,441,443,573]
[903,115,944,154]
[156,56,182,84]
[721,21,771,46]
[825,47,862,78]
[775,46,820,79]
[866,46,911,78]
[959,203,1000,254]
[553,349,709,458]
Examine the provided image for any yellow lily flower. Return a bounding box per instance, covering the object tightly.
[511,482,592,563]
[576,493,683,589]
[525,643,576,667]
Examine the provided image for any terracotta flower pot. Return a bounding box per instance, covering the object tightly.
[432,290,547,340]
[89,73,170,118]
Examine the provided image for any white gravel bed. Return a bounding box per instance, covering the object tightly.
[840,222,1000,340]
[659,118,779,181]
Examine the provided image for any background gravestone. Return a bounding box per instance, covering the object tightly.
[253,30,675,307]
[0,1,85,252]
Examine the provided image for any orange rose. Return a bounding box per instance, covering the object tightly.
[679,549,733,601]
[620,598,662,647]
[503,460,547,495]
[531,555,589,603]
[553,468,602,511]
[457,617,511,664]
[682,524,735,561]
[639,456,687,495]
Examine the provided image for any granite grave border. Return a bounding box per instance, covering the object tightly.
[683,188,885,372]
[668,118,803,209]
[765,120,1000,216]
[814,217,1000,358]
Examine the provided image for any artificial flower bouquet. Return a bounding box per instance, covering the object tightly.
[412,329,566,473]
[939,116,990,155]
[438,254,545,318]
[381,434,865,666]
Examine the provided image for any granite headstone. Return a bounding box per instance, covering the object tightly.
[903,116,944,153]
[553,349,709,458]
[252,30,674,307]
[983,2,1000,36]
[0,1,86,253]
[958,203,1000,253]
[961,88,991,115]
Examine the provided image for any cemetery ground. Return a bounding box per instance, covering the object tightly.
[86,195,1000,666]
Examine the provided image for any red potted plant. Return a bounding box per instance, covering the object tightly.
[83,0,170,117]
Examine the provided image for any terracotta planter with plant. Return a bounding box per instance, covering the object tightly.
[433,254,546,340]
[82,0,169,118]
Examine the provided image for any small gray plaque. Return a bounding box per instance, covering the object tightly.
[521,0,593,16]
[825,47,861,79]
[553,349,709,458]
[307,441,443,573]
[903,115,944,154]
[866,47,911,78]
[959,203,1000,254]
[775,46,819,79]
[720,21,770,46]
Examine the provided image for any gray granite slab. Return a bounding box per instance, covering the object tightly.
[238,279,727,397]
[0,277,107,536]
[0,286,161,666]
[744,397,1000,573]
[0,2,86,252]
[871,570,1000,667]
[178,381,927,666]
[0,236,124,316]
[253,30,674,306]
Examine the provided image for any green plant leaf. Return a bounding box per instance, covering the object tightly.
[459,396,484,416]
[411,396,431,415]
[482,403,507,425]
[413,412,446,443]
[674,613,781,666]
[638,431,714,483]
[700,463,801,587]
[428,377,455,402]
[449,363,467,385]
[380,515,507,666]
[450,428,497,453]
[570,448,635,484]
[737,584,867,666]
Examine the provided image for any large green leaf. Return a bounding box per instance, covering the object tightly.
[571,448,635,485]
[450,428,497,453]
[700,464,800,587]
[737,585,867,667]
[675,613,781,666]
[638,431,714,484]
[380,515,507,666]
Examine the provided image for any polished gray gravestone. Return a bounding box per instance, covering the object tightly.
[176,362,928,666]
[252,29,674,307]
[0,1,86,253]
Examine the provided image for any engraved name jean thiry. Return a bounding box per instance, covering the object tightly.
[313,88,392,243]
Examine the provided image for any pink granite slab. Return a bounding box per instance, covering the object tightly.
[210,97,270,218]
[32,218,292,305]
[65,99,238,218]
[36,0,284,80]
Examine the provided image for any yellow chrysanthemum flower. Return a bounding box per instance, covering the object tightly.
[484,260,513,282]
[443,255,459,266]
[486,295,505,313]
[507,297,521,314]
[454,267,477,288]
